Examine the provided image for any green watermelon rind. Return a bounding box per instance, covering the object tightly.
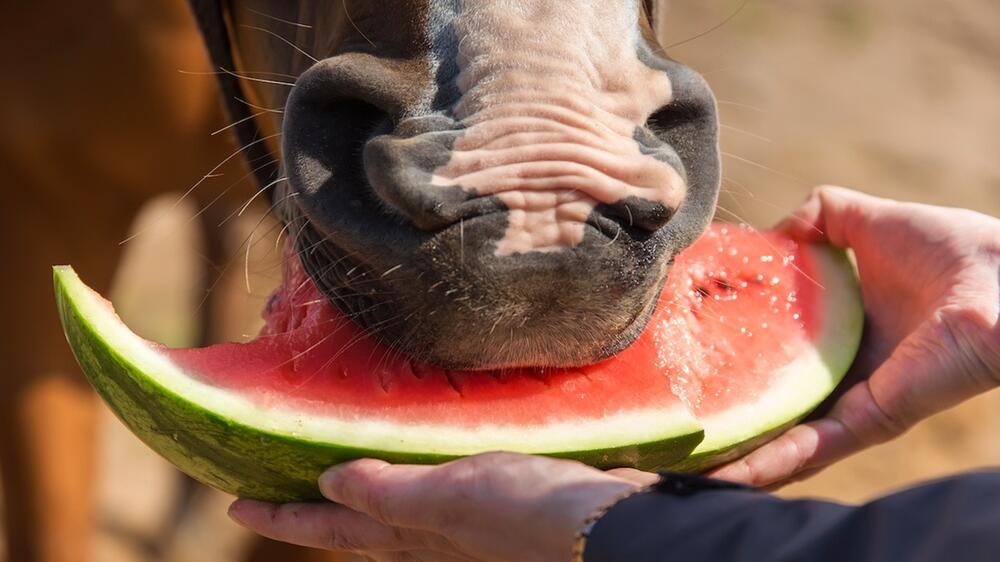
[53,241,861,499]
[668,245,864,473]
[54,266,704,502]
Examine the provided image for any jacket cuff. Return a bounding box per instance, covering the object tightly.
[582,473,754,562]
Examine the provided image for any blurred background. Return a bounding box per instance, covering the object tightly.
[0,0,997,560]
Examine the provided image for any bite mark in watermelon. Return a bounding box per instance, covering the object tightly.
[54,224,862,501]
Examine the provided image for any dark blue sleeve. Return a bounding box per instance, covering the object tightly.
[584,471,1000,562]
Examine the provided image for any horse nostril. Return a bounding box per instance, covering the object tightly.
[364,134,472,231]
[363,125,510,232]
[646,98,710,135]
[599,197,675,233]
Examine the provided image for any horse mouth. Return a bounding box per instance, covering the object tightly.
[263,217,668,371]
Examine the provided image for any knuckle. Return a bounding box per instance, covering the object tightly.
[469,450,519,467]
[941,306,1000,389]
[782,425,820,472]
[362,482,394,525]
[861,383,909,442]
[740,452,775,488]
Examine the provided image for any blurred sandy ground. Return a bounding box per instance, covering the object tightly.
[2,0,998,560]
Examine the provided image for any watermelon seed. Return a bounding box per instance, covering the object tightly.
[713,278,734,291]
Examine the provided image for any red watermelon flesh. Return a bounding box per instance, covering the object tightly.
[167,224,819,431]
[656,224,821,417]
[165,239,681,427]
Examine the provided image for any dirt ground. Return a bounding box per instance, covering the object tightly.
[4,1,998,560]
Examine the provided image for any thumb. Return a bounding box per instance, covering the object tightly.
[709,337,942,489]
[708,371,908,487]
[776,185,886,247]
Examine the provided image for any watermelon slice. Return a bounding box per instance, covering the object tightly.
[54,224,862,501]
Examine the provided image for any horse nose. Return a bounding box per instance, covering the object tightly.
[282,55,431,223]
[362,111,691,237]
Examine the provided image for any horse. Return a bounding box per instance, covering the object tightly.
[189,0,720,369]
[1,0,720,559]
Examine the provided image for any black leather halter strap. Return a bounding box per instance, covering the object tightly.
[643,0,656,24]
[188,0,281,192]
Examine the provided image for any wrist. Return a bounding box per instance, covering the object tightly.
[575,472,754,562]
[571,482,651,562]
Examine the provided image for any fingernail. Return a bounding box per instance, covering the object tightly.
[320,459,386,483]
[318,465,343,492]
[319,459,388,500]
[318,462,356,500]
[228,500,247,525]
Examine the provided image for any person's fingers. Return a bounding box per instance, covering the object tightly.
[708,417,854,487]
[319,459,459,530]
[776,185,885,247]
[833,323,992,456]
[711,354,934,489]
[607,468,659,487]
[763,465,831,493]
[228,499,453,553]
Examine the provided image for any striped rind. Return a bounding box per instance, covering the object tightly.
[54,266,703,501]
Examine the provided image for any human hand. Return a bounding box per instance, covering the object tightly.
[229,452,656,561]
[713,186,1000,487]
